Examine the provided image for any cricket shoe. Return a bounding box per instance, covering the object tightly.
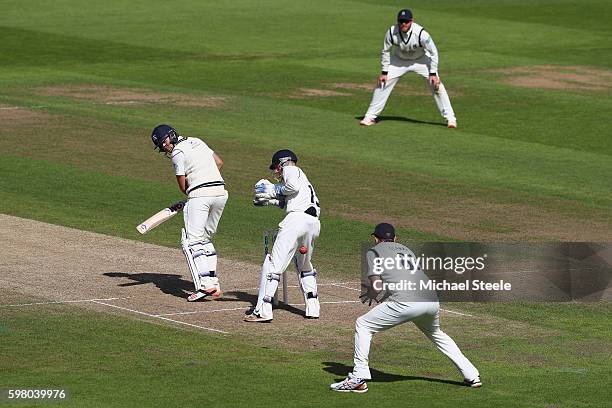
[330,373,368,393]
[359,118,377,126]
[464,377,482,388]
[187,288,223,302]
[243,313,272,323]
[447,119,457,128]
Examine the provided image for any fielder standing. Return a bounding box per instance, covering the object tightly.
[244,149,321,322]
[359,9,457,128]
[330,223,481,393]
[150,124,228,302]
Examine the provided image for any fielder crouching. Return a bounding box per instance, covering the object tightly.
[331,223,481,393]
[244,149,321,323]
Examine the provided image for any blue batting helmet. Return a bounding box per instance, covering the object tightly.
[151,124,179,151]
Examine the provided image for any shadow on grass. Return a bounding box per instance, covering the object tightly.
[322,361,465,386]
[104,272,191,298]
[355,115,446,127]
[103,273,309,317]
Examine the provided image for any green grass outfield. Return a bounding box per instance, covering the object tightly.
[1,0,611,407]
[1,302,610,408]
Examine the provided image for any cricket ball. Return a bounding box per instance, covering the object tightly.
[299,246,308,254]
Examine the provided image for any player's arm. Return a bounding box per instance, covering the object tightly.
[421,30,440,88]
[379,27,394,85]
[277,166,300,196]
[176,175,187,195]
[172,151,188,195]
[368,276,383,296]
[360,250,384,305]
[213,152,223,170]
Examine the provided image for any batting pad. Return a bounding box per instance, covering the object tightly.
[181,228,202,291]
[300,270,320,318]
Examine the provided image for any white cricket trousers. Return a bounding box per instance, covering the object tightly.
[364,55,456,122]
[269,212,320,277]
[183,192,228,243]
[255,211,321,319]
[181,193,228,292]
[353,301,479,381]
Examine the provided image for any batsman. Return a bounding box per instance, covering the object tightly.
[150,124,228,302]
[244,149,321,323]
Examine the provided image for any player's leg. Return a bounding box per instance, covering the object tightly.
[246,216,300,322]
[332,301,409,392]
[413,60,457,126]
[295,218,321,318]
[362,63,409,123]
[251,253,272,316]
[352,301,415,379]
[412,304,481,385]
[182,197,222,301]
[203,192,228,238]
[196,192,228,294]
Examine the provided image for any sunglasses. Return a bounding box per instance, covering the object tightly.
[398,19,412,24]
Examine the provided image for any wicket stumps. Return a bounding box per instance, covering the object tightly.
[263,229,295,306]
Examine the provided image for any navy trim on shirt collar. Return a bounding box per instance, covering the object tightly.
[397,25,412,45]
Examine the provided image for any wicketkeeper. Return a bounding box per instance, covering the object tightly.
[331,223,481,393]
[244,149,321,323]
[151,124,228,302]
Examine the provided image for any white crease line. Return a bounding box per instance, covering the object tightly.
[287,300,361,307]
[330,283,360,292]
[440,308,473,317]
[329,281,361,285]
[0,297,132,308]
[0,106,48,110]
[226,286,260,292]
[157,306,247,317]
[225,282,360,292]
[158,300,362,317]
[91,300,229,334]
[327,284,473,317]
[105,101,140,105]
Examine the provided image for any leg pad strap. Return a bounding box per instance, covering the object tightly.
[300,270,316,278]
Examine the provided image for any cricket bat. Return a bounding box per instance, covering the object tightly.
[136,201,185,234]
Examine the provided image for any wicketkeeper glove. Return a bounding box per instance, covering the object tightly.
[253,197,286,208]
[253,198,279,206]
[254,179,283,199]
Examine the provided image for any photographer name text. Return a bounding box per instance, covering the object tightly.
[374,279,512,291]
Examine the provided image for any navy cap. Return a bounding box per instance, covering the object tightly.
[397,9,413,22]
[372,223,396,240]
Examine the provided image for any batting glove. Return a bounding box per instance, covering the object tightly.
[169,201,186,212]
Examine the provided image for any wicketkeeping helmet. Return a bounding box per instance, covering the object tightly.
[151,124,179,152]
[269,149,298,170]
